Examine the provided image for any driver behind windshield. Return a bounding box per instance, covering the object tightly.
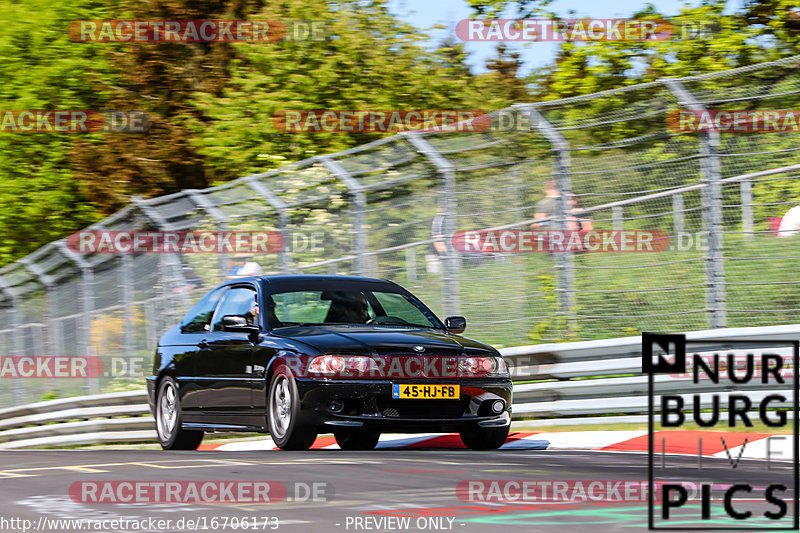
[324,292,371,323]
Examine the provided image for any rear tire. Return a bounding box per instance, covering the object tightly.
[334,428,380,451]
[459,425,509,450]
[268,366,317,450]
[156,377,204,450]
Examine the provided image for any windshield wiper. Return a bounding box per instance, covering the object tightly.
[273,322,324,329]
[367,323,440,330]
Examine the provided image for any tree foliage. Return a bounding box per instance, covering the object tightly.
[0,0,116,263]
[188,0,491,179]
[2,0,800,268]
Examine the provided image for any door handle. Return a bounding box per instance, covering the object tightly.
[198,339,209,349]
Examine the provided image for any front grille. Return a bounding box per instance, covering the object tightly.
[377,398,468,419]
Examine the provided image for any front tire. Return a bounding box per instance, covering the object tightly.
[268,365,317,450]
[334,428,380,451]
[156,377,204,450]
[459,424,509,450]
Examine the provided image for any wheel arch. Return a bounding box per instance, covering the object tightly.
[155,370,176,393]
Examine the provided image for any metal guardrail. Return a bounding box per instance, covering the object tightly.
[505,324,800,425]
[0,323,797,448]
[0,390,153,449]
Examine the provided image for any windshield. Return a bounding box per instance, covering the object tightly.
[269,288,442,330]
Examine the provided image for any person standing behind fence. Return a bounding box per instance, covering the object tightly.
[532,180,559,229]
[228,253,264,278]
[777,205,800,237]
[566,194,593,232]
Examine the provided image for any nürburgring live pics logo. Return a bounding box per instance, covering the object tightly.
[644,332,799,530]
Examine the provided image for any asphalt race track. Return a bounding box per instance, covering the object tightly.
[0,447,795,532]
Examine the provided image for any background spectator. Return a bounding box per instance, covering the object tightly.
[777,205,800,237]
[228,253,264,278]
[533,180,560,229]
[567,195,593,232]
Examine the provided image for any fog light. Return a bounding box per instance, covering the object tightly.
[329,400,345,413]
[491,400,505,413]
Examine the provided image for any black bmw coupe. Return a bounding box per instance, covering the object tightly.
[146,275,512,451]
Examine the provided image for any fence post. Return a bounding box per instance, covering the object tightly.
[78,265,97,394]
[120,254,135,366]
[47,283,60,360]
[673,193,685,236]
[320,156,367,276]
[18,257,60,400]
[186,191,229,282]
[516,104,576,335]
[404,132,461,318]
[741,180,753,239]
[405,247,417,282]
[244,176,292,273]
[130,198,191,318]
[0,277,24,405]
[612,206,624,231]
[53,242,98,395]
[662,78,726,328]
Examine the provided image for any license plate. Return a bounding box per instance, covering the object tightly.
[392,384,460,400]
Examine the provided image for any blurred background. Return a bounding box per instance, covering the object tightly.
[1,0,800,405]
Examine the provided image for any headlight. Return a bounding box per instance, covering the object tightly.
[307,354,510,378]
[458,356,510,378]
[307,355,371,377]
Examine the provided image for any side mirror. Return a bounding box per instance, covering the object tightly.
[445,316,466,334]
[222,315,260,333]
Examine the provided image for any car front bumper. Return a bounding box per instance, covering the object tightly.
[295,378,513,433]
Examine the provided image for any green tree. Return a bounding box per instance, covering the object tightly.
[476,43,529,106]
[70,0,247,212]
[0,0,118,264]
[187,0,487,179]
[0,0,491,265]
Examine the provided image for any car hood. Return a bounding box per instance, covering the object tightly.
[271,325,499,357]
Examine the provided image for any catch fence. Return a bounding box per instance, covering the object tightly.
[2,56,800,404]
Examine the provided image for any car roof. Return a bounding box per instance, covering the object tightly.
[220,274,398,287]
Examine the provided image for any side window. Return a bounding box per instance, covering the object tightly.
[272,291,330,324]
[211,287,258,331]
[180,287,225,333]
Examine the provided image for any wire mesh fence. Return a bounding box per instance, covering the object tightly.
[2,56,800,404]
